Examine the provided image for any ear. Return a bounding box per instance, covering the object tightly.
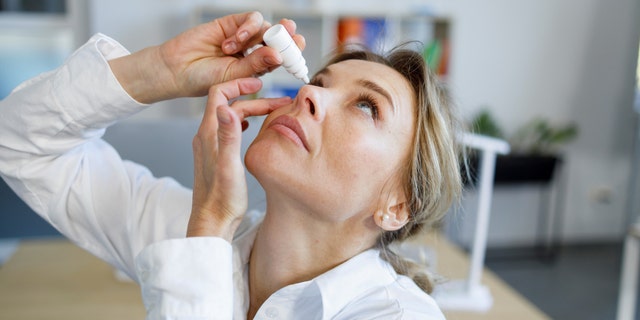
[374,196,410,232]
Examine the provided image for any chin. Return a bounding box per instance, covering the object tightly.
[245,139,294,192]
[245,141,322,211]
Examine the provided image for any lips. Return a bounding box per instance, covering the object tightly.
[267,115,310,152]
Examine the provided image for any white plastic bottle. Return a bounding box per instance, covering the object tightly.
[263,24,310,84]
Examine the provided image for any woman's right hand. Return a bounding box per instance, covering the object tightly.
[187,78,290,241]
[109,11,305,104]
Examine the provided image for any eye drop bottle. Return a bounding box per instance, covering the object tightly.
[263,24,310,84]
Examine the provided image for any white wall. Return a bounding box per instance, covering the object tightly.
[85,0,640,245]
[447,0,640,245]
[88,0,205,118]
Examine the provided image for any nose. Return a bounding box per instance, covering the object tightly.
[294,84,325,121]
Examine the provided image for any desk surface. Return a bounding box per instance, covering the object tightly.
[0,236,548,320]
[416,234,549,320]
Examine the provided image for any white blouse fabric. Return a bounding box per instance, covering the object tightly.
[0,33,445,320]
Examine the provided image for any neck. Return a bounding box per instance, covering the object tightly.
[246,195,379,318]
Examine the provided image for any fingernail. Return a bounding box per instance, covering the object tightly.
[217,107,231,124]
[278,96,293,103]
[270,97,292,110]
[238,31,249,42]
[224,41,237,53]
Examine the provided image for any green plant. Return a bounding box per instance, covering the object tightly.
[469,109,579,155]
[470,108,505,139]
[510,117,578,155]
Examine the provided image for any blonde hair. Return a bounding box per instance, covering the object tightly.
[323,46,463,293]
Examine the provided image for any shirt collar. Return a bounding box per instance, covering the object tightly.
[232,212,400,318]
[230,211,263,318]
[313,248,399,317]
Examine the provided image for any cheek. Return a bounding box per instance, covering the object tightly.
[325,129,403,191]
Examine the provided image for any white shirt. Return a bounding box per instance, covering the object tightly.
[0,33,445,320]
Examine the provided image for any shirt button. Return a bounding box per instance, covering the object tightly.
[265,307,279,318]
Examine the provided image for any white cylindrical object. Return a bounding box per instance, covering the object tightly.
[617,231,640,320]
[263,24,309,83]
[467,149,498,292]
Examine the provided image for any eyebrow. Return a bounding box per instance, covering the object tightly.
[312,67,330,80]
[356,79,395,114]
[313,66,396,114]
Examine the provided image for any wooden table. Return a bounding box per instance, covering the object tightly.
[0,236,548,319]
[416,234,550,320]
[0,239,145,320]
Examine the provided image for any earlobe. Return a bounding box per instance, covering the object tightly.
[375,202,410,231]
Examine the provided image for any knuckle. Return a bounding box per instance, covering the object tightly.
[251,58,269,74]
[208,85,220,97]
[249,11,262,23]
[218,130,237,145]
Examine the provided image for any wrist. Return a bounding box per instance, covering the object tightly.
[186,211,242,243]
[108,46,177,104]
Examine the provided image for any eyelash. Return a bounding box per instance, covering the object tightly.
[355,93,379,120]
[309,77,323,87]
[308,77,379,120]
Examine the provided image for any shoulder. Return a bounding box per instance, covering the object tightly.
[336,275,445,320]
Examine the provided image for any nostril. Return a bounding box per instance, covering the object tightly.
[307,98,315,115]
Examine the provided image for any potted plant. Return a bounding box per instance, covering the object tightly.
[467,109,578,184]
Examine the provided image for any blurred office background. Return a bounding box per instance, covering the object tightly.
[1,0,639,319]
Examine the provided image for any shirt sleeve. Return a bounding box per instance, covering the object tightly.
[135,237,234,320]
[0,33,192,281]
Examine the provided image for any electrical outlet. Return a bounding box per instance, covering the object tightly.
[589,186,613,204]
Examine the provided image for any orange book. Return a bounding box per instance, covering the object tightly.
[438,38,450,76]
[337,18,364,47]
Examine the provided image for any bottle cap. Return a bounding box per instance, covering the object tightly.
[263,24,293,52]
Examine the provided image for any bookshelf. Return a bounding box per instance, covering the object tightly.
[194,3,451,98]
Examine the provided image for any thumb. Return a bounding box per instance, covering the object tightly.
[215,105,243,170]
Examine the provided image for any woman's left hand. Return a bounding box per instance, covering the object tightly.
[187,78,290,241]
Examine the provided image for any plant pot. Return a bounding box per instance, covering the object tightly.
[464,154,559,185]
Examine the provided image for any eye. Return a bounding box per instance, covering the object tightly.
[308,77,324,87]
[355,94,379,120]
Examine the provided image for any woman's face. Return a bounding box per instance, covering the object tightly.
[246,59,416,222]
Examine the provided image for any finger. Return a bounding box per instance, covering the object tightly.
[199,91,220,138]
[199,78,263,137]
[209,81,253,176]
[292,34,306,51]
[230,96,292,119]
[231,96,292,132]
[279,19,306,51]
[279,18,297,35]
[228,46,283,79]
[222,11,264,55]
[216,105,243,163]
[235,11,264,43]
[215,105,248,199]
[211,78,263,107]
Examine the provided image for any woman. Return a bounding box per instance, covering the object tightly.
[0,11,461,320]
